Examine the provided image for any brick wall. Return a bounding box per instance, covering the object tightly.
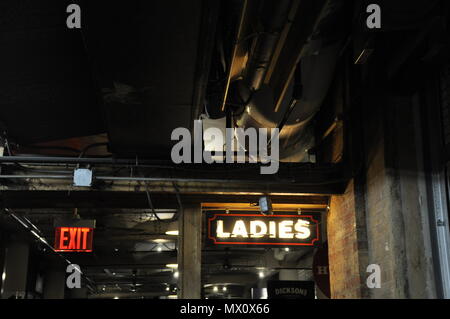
[363,126,409,298]
[327,69,438,298]
[328,180,359,298]
[328,179,369,298]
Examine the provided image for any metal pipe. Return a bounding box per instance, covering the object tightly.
[321,116,343,141]
[0,155,263,166]
[0,174,296,185]
[0,155,344,171]
[0,156,169,165]
[220,0,249,111]
[264,0,301,85]
[0,173,348,186]
[246,0,293,91]
[0,175,70,179]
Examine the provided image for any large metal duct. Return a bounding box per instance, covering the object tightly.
[234,0,348,162]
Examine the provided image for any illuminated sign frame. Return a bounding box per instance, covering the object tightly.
[206,212,321,247]
[53,219,96,253]
[54,227,94,252]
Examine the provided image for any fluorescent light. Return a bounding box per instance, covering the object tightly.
[113,296,119,299]
[166,264,178,269]
[167,295,178,299]
[165,230,179,236]
[259,271,264,279]
[2,272,6,281]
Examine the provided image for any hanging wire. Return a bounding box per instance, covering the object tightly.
[172,181,184,221]
[144,184,163,222]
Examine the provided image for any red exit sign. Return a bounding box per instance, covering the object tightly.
[54,227,94,252]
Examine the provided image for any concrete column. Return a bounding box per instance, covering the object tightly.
[1,242,29,299]
[177,204,202,299]
[43,269,66,299]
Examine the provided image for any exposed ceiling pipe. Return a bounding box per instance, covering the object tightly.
[0,174,347,186]
[0,155,162,165]
[245,0,293,91]
[220,0,249,112]
[235,0,348,162]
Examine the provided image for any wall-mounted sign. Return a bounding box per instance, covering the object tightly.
[267,281,315,299]
[54,219,95,252]
[206,212,321,247]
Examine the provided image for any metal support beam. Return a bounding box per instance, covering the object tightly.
[0,160,348,195]
[0,191,329,209]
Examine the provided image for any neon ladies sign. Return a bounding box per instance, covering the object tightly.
[206,212,321,247]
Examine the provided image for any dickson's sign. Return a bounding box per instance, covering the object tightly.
[206,212,321,247]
